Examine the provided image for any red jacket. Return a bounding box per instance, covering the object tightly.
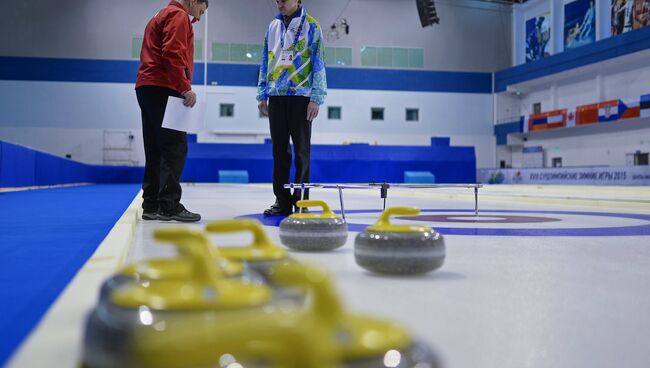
[136,1,194,94]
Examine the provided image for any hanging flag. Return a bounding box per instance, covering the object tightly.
[566,107,577,128]
[546,109,566,129]
[618,98,640,120]
[641,94,650,118]
[529,109,566,131]
[598,100,619,123]
[577,103,598,125]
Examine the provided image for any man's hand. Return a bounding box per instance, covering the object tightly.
[182,90,197,107]
[307,102,319,121]
[258,100,268,117]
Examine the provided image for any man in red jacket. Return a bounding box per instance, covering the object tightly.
[135,0,208,222]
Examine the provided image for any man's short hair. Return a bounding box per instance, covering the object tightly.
[197,0,209,7]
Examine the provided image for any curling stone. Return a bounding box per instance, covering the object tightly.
[84,261,440,368]
[268,262,442,368]
[97,228,256,303]
[355,207,445,275]
[83,227,273,368]
[205,219,292,280]
[279,199,348,251]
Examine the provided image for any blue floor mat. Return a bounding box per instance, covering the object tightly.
[0,184,140,365]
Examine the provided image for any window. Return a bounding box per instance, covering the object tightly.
[324,47,353,66]
[212,43,263,63]
[220,103,235,117]
[533,102,542,114]
[361,46,424,68]
[328,106,342,120]
[406,108,419,122]
[371,107,384,121]
[552,157,562,168]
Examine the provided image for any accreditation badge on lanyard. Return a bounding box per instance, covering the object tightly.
[278,12,306,68]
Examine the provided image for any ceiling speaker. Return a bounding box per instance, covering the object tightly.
[416,0,440,27]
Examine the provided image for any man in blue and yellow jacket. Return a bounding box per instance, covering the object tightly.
[257,0,327,216]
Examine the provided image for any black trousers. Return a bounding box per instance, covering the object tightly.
[268,96,312,208]
[136,85,187,214]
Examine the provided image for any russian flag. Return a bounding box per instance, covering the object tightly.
[577,103,599,125]
[618,98,640,120]
[641,94,650,118]
[598,100,618,123]
[529,110,565,131]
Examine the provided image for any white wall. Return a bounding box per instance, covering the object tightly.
[0,0,506,171]
[495,48,650,169]
[521,119,650,167]
[0,81,496,168]
[0,0,512,72]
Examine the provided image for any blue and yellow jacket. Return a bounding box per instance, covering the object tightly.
[256,8,327,105]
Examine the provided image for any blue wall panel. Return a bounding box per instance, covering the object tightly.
[0,57,492,94]
[0,57,205,85]
[184,141,477,184]
[494,121,522,146]
[2,139,476,188]
[0,142,36,187]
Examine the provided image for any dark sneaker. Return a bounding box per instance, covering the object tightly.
[158,208,201,222]
[263,202,292,216]
[142,211,158,220]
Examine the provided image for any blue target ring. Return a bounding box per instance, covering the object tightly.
[239,209,650,237]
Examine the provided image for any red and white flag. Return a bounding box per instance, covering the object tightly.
[566,108,576,128]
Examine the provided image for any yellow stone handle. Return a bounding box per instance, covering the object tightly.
[367,206,429,233]
[270,262,344,324]
[375,206,419,226]
[295,199,334,218]
[153,227,226,283]
[205,219,275,250]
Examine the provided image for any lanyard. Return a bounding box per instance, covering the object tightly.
[280,11,307,50]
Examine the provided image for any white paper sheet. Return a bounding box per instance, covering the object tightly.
[162,96,206,133]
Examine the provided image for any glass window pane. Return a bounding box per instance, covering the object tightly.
[335,48,352,66]
[408,48,424,68]
[212,42,229,61]
[132,37,143,59]
[328,106,342,120]
[230,43,248,62]
[220,103,235,117]
[194,40,203,61]
[361,46,377,66]
[378,47,393,67]
[406,108,419,122]
[246,44,263,63]
[371,107,384,121]
[325,47,336,66]
[393,48,409,68]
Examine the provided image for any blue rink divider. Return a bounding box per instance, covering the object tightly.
[0,140,143,188]
[1,138,476,188]
[0,184,141,366]
[183,139,476,184]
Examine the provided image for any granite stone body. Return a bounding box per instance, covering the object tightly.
[354,229,445,275]
[279,217,348,251]
[341,340,441,368]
